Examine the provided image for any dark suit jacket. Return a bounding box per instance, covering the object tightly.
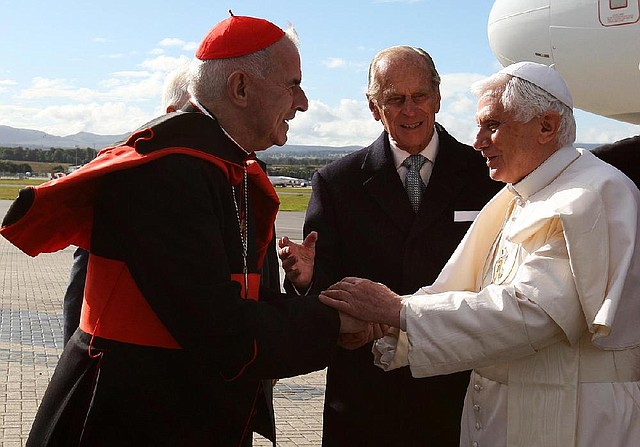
[592,135,640,189]
[303,124,502,446]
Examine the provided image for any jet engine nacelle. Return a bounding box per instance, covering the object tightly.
[489,0,640,124]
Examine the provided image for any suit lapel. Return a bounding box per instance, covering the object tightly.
[361,132,415,231]
[414,126,469,231]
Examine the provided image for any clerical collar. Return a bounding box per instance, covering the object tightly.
[509,146,580,200]
[390,127,439,170]
[189,98,251,156]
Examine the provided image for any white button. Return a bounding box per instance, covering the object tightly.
[472,442,479,447]
[475,422,482,430]
[474,384,483,392]
[473,404,480,412]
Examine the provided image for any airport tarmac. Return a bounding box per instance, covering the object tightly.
[0,200,327,446]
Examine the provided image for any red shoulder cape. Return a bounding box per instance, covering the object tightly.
[1,138,279,266]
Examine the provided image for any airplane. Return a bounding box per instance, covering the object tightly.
[488,0,640,125]
[268,176,309,187]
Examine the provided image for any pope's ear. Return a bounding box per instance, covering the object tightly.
[539,111,561,145]
[227,71,249,107]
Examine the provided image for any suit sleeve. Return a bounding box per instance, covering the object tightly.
[92,154,339,380]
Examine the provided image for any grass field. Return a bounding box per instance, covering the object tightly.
[0,178,47,200]
[0,178,312,211]
[274,187,312,211]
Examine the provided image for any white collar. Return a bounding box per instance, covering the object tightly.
[509,146,580,199]
[390,127,439,169]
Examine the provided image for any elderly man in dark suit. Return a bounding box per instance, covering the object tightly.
[280,46,501,446]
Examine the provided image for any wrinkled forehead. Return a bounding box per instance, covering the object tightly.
[376,63,435,95]
[269,38,302,78]
[475,94,507,122]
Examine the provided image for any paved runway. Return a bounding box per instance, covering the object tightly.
[0,200,327,446]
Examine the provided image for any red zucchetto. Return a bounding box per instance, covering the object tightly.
[195,11,285,60]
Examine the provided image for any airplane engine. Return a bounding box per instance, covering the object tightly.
[489,0,640,124]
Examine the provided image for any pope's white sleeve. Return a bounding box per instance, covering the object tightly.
[393,220,585,378]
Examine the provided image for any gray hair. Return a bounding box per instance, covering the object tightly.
[471,73,576,147]
[367,46,441,99]
[161,63,191,111]
[189,26,299,105]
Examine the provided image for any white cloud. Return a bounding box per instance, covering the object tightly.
[19,78,96,102]
[323,58,347,69]
[4,60,639,149]
[93,37,109,43]
[158,38,186,47]
[287,99,381,146]
[0,102,154,137]
[440,73,486,98]
[112,71,151,78]
[576,122,640,144]
[139,54,191,73]
[183,42,198,52]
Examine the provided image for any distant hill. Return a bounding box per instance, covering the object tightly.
[0,124,607,153]
[0,124,361,153]
[0,125,128,150]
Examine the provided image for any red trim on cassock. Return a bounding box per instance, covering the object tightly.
[81,254,181,349]
[1,142,245,256]
[230,273,261,301]
[2,132,280,351]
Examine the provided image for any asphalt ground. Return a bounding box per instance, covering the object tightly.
[0,200,328,447]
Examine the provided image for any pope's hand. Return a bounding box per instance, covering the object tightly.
[319,277,402,327]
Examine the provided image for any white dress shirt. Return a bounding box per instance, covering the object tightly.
[389,128,438,187]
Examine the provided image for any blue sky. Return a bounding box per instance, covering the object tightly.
[1,0,638,147]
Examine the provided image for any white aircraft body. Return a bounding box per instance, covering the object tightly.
[268,176,308,187]
[488,0,640,124]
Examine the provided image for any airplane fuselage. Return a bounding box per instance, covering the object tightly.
[489,0,640,124]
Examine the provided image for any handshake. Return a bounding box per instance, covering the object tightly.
[319,277,403,350]
[278,232,403,350]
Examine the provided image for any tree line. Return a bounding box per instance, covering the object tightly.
[0,146,352,180]
[0,146,98,165]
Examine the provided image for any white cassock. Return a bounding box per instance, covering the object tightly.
[375,147,640,447]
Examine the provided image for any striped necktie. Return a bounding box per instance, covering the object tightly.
[403,154,427,213]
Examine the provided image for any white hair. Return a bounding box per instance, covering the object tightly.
[188,26,299,106]
[161,63,191,111]
[471,73,576,147]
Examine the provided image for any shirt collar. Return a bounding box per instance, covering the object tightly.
[390,127,439,169]
[508,146,580,199]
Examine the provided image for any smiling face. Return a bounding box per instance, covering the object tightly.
[249,38,309,151]
[473,95,554,184]
[368,52,441,155]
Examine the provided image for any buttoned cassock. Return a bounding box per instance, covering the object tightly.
[1,111,340,446]
[375,147,640,446]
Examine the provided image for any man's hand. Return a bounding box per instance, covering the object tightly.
[278,231,317,291]
[319,277,403,327]
[337,311,368,350]
[337,322,391,350]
